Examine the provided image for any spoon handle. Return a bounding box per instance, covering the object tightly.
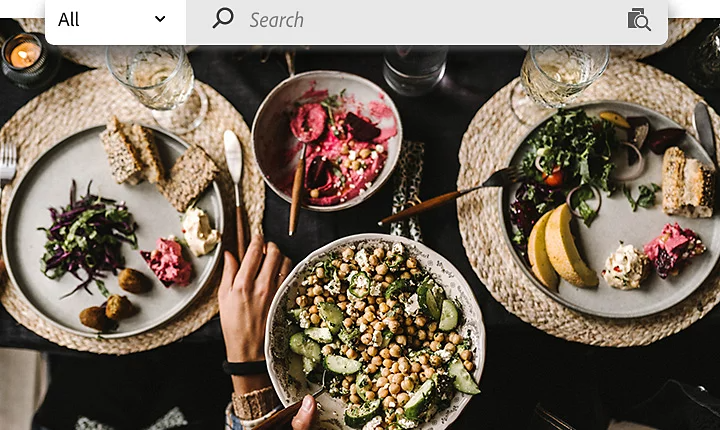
[289,145,306,236]
[254,399,304,430]
[236,203,247,261]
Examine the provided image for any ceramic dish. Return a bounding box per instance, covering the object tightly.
[2,125,224,338]
[500,101,720,318]
[265,234,485,429]
[252,70,403,212]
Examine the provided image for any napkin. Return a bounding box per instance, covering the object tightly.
[390,140,425,243]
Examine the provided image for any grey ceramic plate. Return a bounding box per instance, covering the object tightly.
[265,234,485,430]
[500,101,720,319]
[2,125,224,338]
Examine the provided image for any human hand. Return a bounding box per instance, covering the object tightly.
[219,235,292,392]
[291,395,317,430]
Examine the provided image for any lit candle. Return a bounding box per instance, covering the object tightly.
[9,41,42,69]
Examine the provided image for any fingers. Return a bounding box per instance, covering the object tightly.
[219,251,239,296]
[236,235,265,290]
[276,257,293,291]
[257,242,283,289]
[291,395,316,430]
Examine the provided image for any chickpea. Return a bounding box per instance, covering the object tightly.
[338,301,348,311]
[387,319,401,333]
[389,344,402,358]
[367,296,376,305]
[313,296,325,305]
[417,330,427,341]
[307,275,318,285]
[444,343,457,354]
[342,248,355,261]
[307,305,318,314]
[366,391,376,401]
[347,349,358,360]
[365,312,376,323]
[361,333,372,345]
[367,363,378,374]
[376,263,388,275]
[420,374,428,383]
[383,358,393,368]
[406,257,418,269]
[398,361,410,374]
[422,341,431,348]
[295,296,308,307]
[321,345,334,356]
[428,322,438,333]
[380,368,390,378]
[400,272,412,280]
[390,373,404,385]
[358,148,371,159]
[395,335,407,346]
[382,396,393,408]
[404,317,414,327]
[358,316,368,326]
[401,378,415,392]
[339,263,350,275]
[389,383,401,395]
[310,314,321,325]
[405,326,416,336]
[434,333,446,343]
[374,247,386,259]
[449,332,463,345]
[342,379,350,389]
[385,275,395,283]
[350,394,361,404]
[424,367,435,378]
[355,301,367,312]
[338,294,347,302]
[460,350,473,362]
[378,388,389,399]
[397,392,410,406]
[373,274,383,282]
[320,322,327,328]
[315,267,325,279]
[430,341,440,352]
[340,344,349,354]
[380,348,390,359]
[415,316,427,327]
[395,407,405,416]
[376,297,385,304]
[371,356,383,366]
[311,286,324,297]
[343,318,353,329]
[326,297,335,303]
[410,268,421,276]
[464,360,475,372]
[418,354,429,365]
[411,362,422,373]
[430,355,442,367]
[367,346,378,356]
[341,395,349,403]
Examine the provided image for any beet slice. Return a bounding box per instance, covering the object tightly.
[647,128,686,155]
[346,112,381,142]
[305,156,338,196]
[290,103,327,143]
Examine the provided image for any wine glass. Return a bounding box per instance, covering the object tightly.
[106,46,208,134]
[510,45,610,125]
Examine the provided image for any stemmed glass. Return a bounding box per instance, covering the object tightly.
[510,45,610,125]
[106,46,208,134]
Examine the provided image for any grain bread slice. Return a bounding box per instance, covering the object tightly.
[157,145,219,212]
[100,117,143,185]
[129,124,165,183]
[662,147,715,218]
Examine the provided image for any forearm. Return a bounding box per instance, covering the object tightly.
[232,374,272,395]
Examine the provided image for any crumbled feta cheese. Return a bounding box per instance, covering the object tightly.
[375,144,384,153]
[363,416,382,430]
[398,417,418,429]
[349,150,357,161]
[325,279,341,295]
[354,274,369,290]
[404,293,420,316]
[388,402,396,408]
[372,331,383,347]
[359,322,368,333]
[355,249,368,267]
[371,151,379,160]
[298,311,311,329]
[392,242,404,255]
[435,349,453,362]
[369,282,382,297]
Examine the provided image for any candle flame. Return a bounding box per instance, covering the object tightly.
[18,51,28,60]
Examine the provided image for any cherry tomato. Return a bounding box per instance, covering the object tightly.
[542,167,564,188]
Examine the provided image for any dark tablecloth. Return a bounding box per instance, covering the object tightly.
[3,18,720,428]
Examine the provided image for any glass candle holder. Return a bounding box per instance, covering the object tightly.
[1,33,61,90]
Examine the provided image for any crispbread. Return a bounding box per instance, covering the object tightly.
[129,124,165,183]
[156,145,219,212]
[662,147,715,218]
[99,117,143,185]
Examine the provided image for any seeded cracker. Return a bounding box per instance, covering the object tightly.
[99,117,143,185]
[157,145,219,212]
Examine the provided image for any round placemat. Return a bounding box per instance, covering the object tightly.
[611,19,703,60]
[457,59,720,347]
[0,69,264,354]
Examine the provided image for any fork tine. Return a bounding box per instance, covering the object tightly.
[12,142,17,164]
[0,143,6,165]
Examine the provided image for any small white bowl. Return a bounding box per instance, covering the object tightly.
[252,71,403,212]
[265,234,486,430]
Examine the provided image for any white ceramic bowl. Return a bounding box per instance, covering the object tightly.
[252,71,403,212]
[265,234,486,430]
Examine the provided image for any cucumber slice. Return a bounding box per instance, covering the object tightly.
[289,332,322,362]
[448,360,481,395]
[381,330,394,348]
[338,328,359,347]
[396,416,419,429]
[404,378,436,420]
[418,279,444,321]
[344,399,381,428]
[348,272,370,298]
[317,302,343,334]
[305,327,334,343]
[438,300,459,332]
[384,279,406,300]
[302,356,318,374]
[324,355,362,375]
[288,308,304,323]
[355,373,371,401]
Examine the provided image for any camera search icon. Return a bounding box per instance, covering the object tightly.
[628,8,651,32]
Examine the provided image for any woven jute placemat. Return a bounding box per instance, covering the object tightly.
[457,59,720,347]
[611,19,703,60]
[0,69,264,354]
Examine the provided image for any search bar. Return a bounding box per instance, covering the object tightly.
[45,0,668,45]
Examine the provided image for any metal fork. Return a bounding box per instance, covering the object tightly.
[378,165,526,226]
[0,142,18,204]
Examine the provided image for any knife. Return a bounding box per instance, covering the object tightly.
[224,130,248,261]
[693,102,716,168]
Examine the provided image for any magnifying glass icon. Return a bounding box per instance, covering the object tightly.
[213,7,234,29]
[634,14,651,32]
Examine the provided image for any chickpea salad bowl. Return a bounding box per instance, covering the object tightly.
[265,234,486,430]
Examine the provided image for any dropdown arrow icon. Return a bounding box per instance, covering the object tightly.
[155,16,165,22]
